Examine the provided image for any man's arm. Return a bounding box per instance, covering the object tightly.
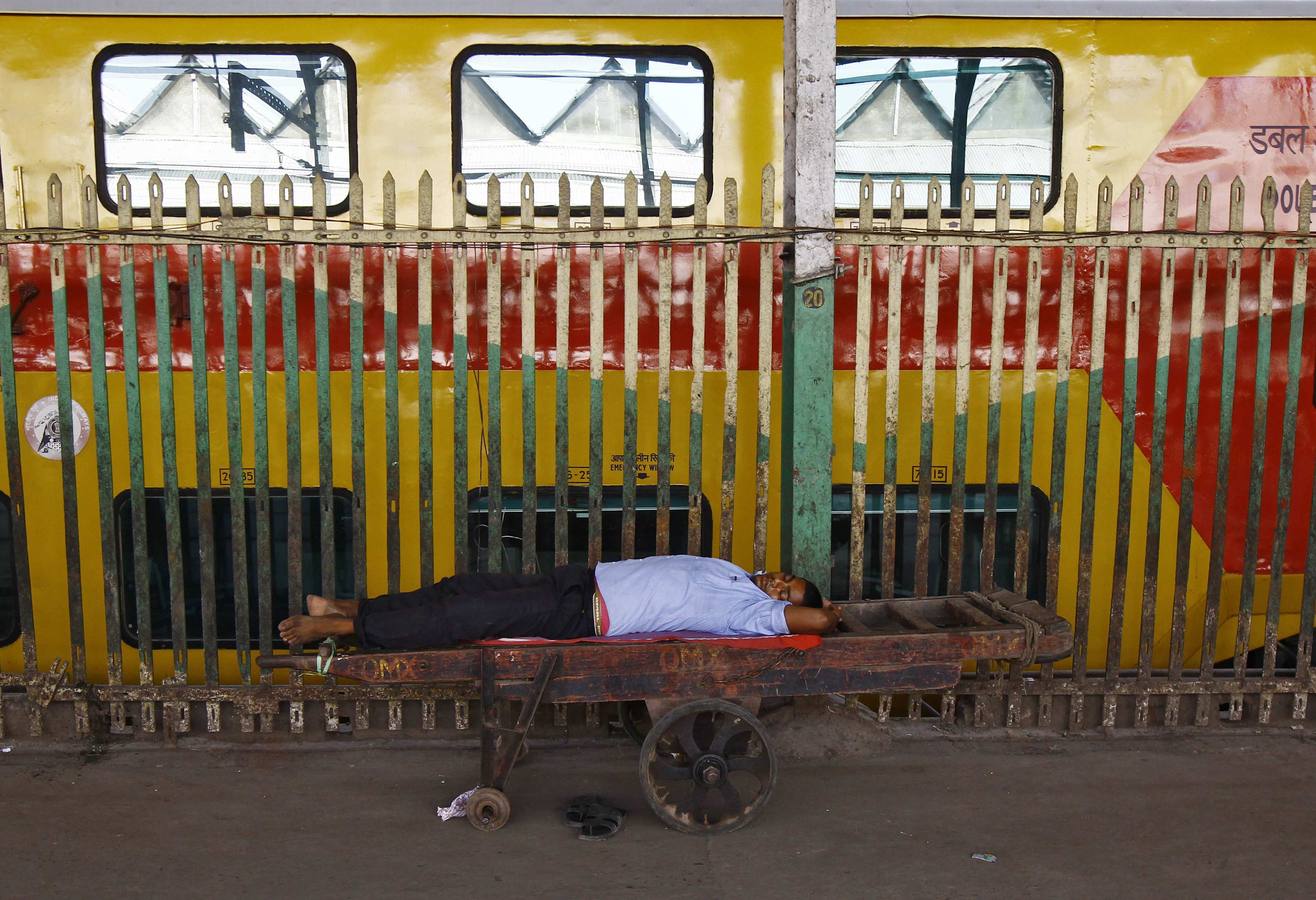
[784,604,841,635]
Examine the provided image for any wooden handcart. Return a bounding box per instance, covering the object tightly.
[259,589,1072,835]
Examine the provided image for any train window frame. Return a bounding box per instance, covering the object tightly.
[451,43,715,219]
[827,483,1050,601]
[835,46,1063,219]
[466,485,713,572]
[113,486,356,650]
[0,493,19,649]
[91,42,359,218]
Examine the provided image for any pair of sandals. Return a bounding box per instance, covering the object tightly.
[563,794,626,841]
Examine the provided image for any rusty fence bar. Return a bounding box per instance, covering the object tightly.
[0,167,1312,739]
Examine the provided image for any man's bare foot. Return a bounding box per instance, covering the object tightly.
[278,613,355,647]
[306,594,360,618]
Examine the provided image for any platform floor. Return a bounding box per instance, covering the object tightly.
[3,727,1314,898]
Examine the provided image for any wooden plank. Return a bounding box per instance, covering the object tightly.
[452,177,470,573]
[278,176,304,734]
[656,175,674,556]
[554,175,571,566]
[888,603,939,633]
[1013,179,1045,594]
[981,177,1011,590]
[588,178,604,567]
[349,177,367,596]
[251,178,273,695]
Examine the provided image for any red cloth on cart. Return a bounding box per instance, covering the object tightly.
[474,632,821,650]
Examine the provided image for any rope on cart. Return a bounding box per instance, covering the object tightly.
[973,593,1042,667]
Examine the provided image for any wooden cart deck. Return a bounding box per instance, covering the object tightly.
[259,589,1071,702]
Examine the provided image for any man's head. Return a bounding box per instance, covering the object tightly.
[751,571,825,607]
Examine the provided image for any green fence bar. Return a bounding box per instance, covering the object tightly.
[688,176,708,556]
[753,165,775,572]
[656,174,674,557]
[1071,177,1113,730]
[718,178,739,562]
[348,177,367,597]
[278,177,304,733]
[418,172,435,586]
[1166,178,1212,726]
[452,176,470,575]
[947,179,975,595]
[622,175,639,561]
[250,179,274,694]
[384,174,402,590]
[849,177,874,602]
[881,181,905,599]
[484,175,503,574]
[47,176,86,736]
[1197,178,1246,726]
[311,177,336,606]
[216,177,250,687]
[185,178,219,700]
[554,175,571,566]
[81,176,126,731]
[982,178,1011,591]
[520,175,538,572]
[915,178,942,598]
[1013,179,1045,595]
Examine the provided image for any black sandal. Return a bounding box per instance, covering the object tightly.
[577,805,626,841]
[562,794,607,829]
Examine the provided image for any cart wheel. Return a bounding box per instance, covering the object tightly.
[467,787,511,832]
[617,700,652,745]
[638,698,777,835]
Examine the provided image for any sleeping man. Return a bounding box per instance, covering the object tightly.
[277,555,841,650]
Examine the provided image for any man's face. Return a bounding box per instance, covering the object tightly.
[752,571,808,604]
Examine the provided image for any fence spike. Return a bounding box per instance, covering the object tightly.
[1063,174,1077,229]
[349,174,364,228]
[927,175,941,231]
[486,174,500,230]
[312,173,327,228]
[557,173,570,230]
[859,174,874,231]
[453,174,467,228]
[624,172,638,229]
[1097,176,1114,231]
[250,175,265,218]
[47,173,63,229]
[217,174,234,220]
[694,174,708,226]
[660,172,673,228]
[1229,176,1245,231]
[590,177,603,230]
[278,174,293,228]
[1029,176,1044,231]
[419,170,433,230]
[1261,175,1277,231]
[116,176,132,229]
[185,175,200,228]
[760,164,774,227]
[521,173,534,229]
[383,171,397,229]
[148,172,163,228]
[995,173,1009,231]
[81,175,97,229]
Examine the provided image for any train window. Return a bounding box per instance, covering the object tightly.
[835,49,1060,216]
[93,44,356,215]
[454,46,713,216]
[828,484,1050,601]
[467,486,713,573]
[114,488,355,649]
[0,495,19,649]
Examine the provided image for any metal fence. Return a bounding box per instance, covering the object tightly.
[0,165,1312,740]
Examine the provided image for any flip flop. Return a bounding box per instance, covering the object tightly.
[578,805,626,841]
[562,794,608,829]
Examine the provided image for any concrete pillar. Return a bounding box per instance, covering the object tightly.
[780,0,837,593]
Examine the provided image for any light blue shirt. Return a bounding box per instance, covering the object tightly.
[593,555,789,637]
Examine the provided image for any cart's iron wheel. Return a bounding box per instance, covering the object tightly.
[638,698,776,835]
[467,787,512,832]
